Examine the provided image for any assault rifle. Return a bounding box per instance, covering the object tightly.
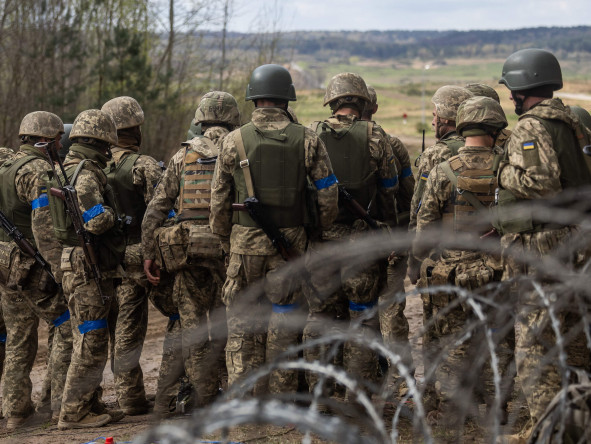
[0,209,56,283]
[338,186,380,230]
[35,141,106,303]
[232,197,300,261]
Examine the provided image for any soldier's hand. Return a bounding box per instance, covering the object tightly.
[144,259,161,286]
[407,256,421,285]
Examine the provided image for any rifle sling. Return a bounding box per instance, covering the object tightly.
[235,133,255,198]
[440,161,487,211]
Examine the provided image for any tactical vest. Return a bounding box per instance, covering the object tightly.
[317,120,376,225]
[440,155,497,233]
[46,160,125,270]
[232,122,306,228]
[0,155,40,243]
[105,152,145,244]
[495,109,591,235]
[177,139,216,224]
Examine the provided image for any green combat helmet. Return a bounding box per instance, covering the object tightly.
[70,109,118,146]
[323,72,370,113]
[431,85,474,122]
[570,105,591,131]
[101,96,144,130]
[245,64,296,102]
[456,96,508,137]
[465,83,500,103]
[19,111,64,139]
[499,48,563,92]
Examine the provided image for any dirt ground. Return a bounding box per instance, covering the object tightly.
[0,280,523,443]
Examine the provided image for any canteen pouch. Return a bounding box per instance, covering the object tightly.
[155,223,189,273]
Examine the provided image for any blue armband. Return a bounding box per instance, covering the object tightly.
[272,303,299,314]
[31,193,49,210]
[314,174,338,190]
[380,176,398,188]
[78,318,107,334]
[401,167,413,179]
[349,300,377,312]
[82,204,105,223]
[53,310,70,327]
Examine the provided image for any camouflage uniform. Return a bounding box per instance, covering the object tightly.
[142,126,229,407]
[56,111,121,428]
[210,107,338,394]
[306,110,397,397]
[413,145,514,416]
[0,137,72,421]
[498,98,591,422]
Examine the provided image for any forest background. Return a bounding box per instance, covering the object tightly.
[1,0,591,162]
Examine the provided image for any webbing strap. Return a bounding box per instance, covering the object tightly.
[440,161,487,211]
[235,131,255,198]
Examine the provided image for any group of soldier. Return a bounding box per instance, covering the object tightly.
[0,46,588,443]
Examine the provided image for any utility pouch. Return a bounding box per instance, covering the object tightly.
[187,224,223,260]
[0,242,17,285]
[454,259,494,291]
[429,260,457,307]
[155,223,189,273]
[494,188,533,235]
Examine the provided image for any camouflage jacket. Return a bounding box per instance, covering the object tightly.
[409,130,465,230]
[210,107,338,255]
[61,145,116,235]
[412,145,495,263]
[499,98,584,200]
[5,145,63,278]
[312,114,398,224]
[141,126,228,260]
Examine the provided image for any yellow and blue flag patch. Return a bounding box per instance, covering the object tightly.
[522,141,536,151]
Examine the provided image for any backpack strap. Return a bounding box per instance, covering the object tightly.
[71,159,91,186]
[440,160,487,211]
[235,130,255,199]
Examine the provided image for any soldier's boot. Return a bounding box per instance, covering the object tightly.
[6,416,27,431]
[57,412,112,430]
[119,399,153,416]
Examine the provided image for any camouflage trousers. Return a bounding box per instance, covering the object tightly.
[303,224,385,399]
[148,271,185,413]
[0,300,5,398]
[420,251,514,416]
[59,246,114,423]
[379,253,414,396]
[1,258,72,418]
[223,246,305,396]
[108,247,149,410]
[502,228,591,422]
[173,259,227,407]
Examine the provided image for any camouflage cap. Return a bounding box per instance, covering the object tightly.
[323,72,370,106]
[456,96,508,137]
[465,83,500,103]
[101,96,144,130]
[431,85,474,121]
[570,105,591,131]
[19,111,64,138]
[194,91,240,128]
[70,109,118,146]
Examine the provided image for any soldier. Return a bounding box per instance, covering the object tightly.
[0,112,73,429]
[409,85,473,232]
[49,109,125,430]
[465,83,512,147]
[361,85,415,398]
[407,85,472,412]
[210,65,338,395]
[101,96,162,415]
[496,48,591,441]
[412,97,513,424]
[306,72,397,401]
[142,91,238,409]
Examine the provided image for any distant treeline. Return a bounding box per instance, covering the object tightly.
[207,26,591,60]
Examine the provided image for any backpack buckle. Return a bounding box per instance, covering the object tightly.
[239,159,249,168]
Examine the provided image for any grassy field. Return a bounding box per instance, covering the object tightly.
[290,56,591,162]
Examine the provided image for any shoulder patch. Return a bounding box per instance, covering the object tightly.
[522,140,536,151]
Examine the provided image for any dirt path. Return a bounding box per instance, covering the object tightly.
[0,285,422,443]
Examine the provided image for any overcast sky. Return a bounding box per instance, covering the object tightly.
[226,0,590,32]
